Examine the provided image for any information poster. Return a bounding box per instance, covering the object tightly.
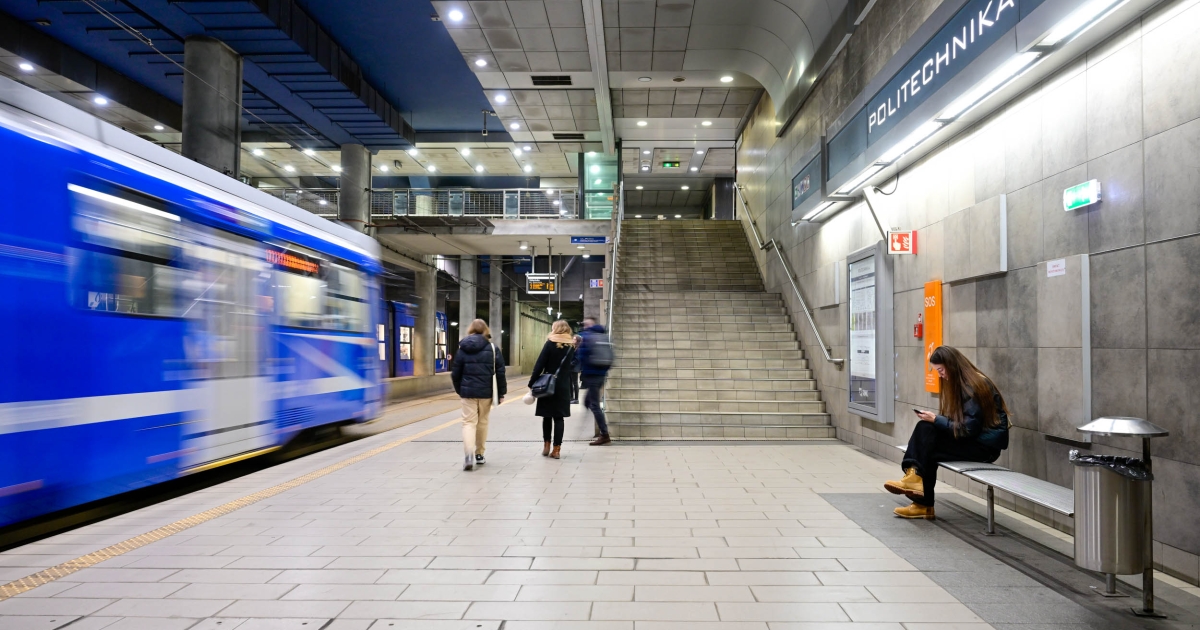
[849,256,877,408]
[923,281,943,393]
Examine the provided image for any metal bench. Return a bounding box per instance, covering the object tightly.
[894,445,1074,534]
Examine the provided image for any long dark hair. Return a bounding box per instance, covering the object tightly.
[929,345,1008,437]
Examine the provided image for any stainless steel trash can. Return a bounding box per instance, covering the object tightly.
[1072,451,1152,575]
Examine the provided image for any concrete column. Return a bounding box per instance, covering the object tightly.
[413,268,437,377]
[182,36,242,177]
[458,255,477,343]
[338,144,370,232]
[509,286,520,368]
[489,256,503,353]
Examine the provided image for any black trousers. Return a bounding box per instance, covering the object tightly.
[570,373,580,400]
[901,421,999,506]
[542,416,565,445]
[584,382,607,436]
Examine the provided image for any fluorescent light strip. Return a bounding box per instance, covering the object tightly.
[1042,0,1128,46]
[877,121,945,165]
[68,184,180,222]
[938,52,1042,121]
[835,165,884,196]
[802,201,838,222]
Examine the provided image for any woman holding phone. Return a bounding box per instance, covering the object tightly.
[885,345,1010,519]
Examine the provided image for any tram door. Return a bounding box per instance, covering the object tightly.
[181,232,272,469]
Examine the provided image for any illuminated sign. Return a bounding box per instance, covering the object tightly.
[661,161,681,168]
[267,248,320,275]
[526,273,557,294]
[1063,179,1101,211]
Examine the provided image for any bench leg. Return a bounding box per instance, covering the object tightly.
[983,486,997,536]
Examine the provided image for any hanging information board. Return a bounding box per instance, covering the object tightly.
[526,273,558,294]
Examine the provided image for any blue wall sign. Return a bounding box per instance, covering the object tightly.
[792,153,823,210]
[571,236,608,244]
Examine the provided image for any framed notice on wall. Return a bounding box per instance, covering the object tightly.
[847,241,895,424]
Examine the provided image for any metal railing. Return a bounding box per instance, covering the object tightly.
[258,187,579,220]
[605,181,625,336]
[735,184,844,368]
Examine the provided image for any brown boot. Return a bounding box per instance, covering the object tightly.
[893,502,935,520]
[590,435,611,446]
[542,442,551,457]
[550,445,561,459]
[884,468,924,497]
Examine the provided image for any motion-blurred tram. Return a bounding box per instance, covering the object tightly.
[0,77,383,527]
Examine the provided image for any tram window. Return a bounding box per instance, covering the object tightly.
[276,271,325,329]
[324,264,368,332]
[69,183,190,317]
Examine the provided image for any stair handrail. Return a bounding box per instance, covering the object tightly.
[735,184,844,368]
[605,180,624,335]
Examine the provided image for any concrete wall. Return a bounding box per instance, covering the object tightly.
[516,302,554,375]
[736,0,1200,585]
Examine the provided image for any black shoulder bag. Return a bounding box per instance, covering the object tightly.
[530,347,574,399]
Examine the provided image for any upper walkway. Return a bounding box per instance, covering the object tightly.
[2,394,1199,629]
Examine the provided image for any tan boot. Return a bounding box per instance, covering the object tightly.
[893,502,936,520]
[542,442,551,457]
[550,445,561,459]
[884,468,924,497]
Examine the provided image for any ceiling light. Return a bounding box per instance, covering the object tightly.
[510,122,520,130]
[448,9,464,21]
[638,76,652,82]
[252,149,264,157]
[495,94,507,103]
[283,165,295,172]
[641,166,649,171]
[153,124,164,131]
[720,75,734,83]
[475,164,485,173]
[701,120,712,126]
[93,96,108,105]
[475,58,487,67]
[590,165,600,174]
[302,148,314,156]
[523,145,532,151]
[594,178,602,185]
[519,241,529,250]
[513,148,523,156]
[524,165,533,173]
[675,214,682,218]
[643,150,650,155]
[318,199,328,206]
[637,120,648,127]
[877,121,944,165]
[587,151,596,156]
[428,165,437,172]
[635,214,642,218]
[690,167,698,172]
[332,165,342,172]
[681,185,689,190]
[582,252,591,259]
[407,148,419,156]
[450,321,459,327]
[577,245,586,250]
[937,52,1043,122]
[553,200,560,206]
[835,165,883,196]
[380,164,389,172]
[696,150,704,155]
[635,185,643,190]
[802,201,839,222]
[460,147,471,156]
[18,62,34,72]
[1042,0,1126,46]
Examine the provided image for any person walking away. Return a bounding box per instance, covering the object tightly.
[451,319,506,471]
[529,320,576,459]
[568,333,582,404]
[578,317,613,445]
[885,345,1009,519]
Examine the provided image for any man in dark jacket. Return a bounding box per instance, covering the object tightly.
[451,320,507,470]
[577,317,612,445]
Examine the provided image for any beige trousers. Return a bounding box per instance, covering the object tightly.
[461,398,493,457]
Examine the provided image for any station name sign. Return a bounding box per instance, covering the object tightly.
[867,0,1022,144]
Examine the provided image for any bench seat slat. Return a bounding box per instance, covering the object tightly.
[959,470,1075,516]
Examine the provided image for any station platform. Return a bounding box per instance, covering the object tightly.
[2,394,1199,630]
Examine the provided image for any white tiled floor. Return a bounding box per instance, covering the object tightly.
[2,394,1157,629]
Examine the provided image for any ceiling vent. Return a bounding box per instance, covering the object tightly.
[552,132,585,140]
[531,75,573,86]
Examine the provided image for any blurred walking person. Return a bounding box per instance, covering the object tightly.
[578,316,614,445]
[529,320,576,459]
[451,319,506,471]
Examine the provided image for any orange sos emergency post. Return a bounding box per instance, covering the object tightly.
[923,281,943,394]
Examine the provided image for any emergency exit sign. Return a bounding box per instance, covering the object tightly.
[1063,180,1101,211]
[661,161,681,168]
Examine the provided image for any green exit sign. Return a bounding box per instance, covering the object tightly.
[661,161,681,168]
[1063,180,1101,211]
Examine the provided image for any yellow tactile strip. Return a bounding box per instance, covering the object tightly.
[0,412,463,601]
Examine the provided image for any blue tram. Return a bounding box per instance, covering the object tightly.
[378,302,449,378]
[0,77,383,527]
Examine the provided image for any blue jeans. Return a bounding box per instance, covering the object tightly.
[583,376,607,436]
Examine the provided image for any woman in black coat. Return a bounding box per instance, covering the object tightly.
[529,320,576,459]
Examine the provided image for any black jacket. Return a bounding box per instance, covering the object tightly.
[529,340,575,418]
[451,334,507,400]
[933,385,1009,450]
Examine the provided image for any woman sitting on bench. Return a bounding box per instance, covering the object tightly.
[886,345,1010,520]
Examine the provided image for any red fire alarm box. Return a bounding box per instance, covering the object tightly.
[914,313,923,339]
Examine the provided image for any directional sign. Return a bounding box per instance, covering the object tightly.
[570,236,607,244]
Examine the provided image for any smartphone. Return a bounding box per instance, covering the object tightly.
[912,408,923,415]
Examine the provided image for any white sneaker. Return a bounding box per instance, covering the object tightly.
[475,454,486,465]
[463,456,474,471]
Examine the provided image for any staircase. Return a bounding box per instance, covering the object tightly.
[606,220,836,440]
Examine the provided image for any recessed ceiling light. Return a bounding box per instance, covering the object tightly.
[635,214,642,218]
[523,145,532,151]
[448,9,464,21]
[577,245,586,250]
[589,165,600,174]
[701,120,712,126]
[319,199,328,206]
[474,58,487,67]
[495,94,507,103]
[638,76,652,82]
[510,122,520,130]
[93,96,108,105]
[641,166,649,171]
[332,165,342,172]
[553,200,560,206]
[681,185,689,190]
[690,167,698,171]
[513,148,523,156]
[475,164,485,173]
[696,150,704,154]
[153,124,164,131]
[18,62,34,72]
[720,75,734,83]
[524,165,533,173]
[380,164,389,172]
[675,214,682,218]
[582,253,590,258]
[303,148,315,155]
[460,147,471,156]
[428,165,437,172]
[587,151,596,156]
[637,120,648,127]
[252,149,264,157]
[283,165,295,172]
[594,178,602,185]
[635,186,643,190]
[519,241,529,250]
[407,148,419,156]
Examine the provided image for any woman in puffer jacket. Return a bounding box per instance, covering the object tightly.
[451,319,507,471]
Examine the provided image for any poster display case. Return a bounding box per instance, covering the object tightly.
[847,241,894,424]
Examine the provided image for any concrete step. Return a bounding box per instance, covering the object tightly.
[613,342,800,353]
[606,399,826,413]
[606,377,819,391]
[613,357,808,369]
[614,316,794,326]
[615,331,796,342]
[607,387,823,402]
[606,410,832,427]
[609,367,813,380]
[608,424,838,440]
[611,321,794,333]
[615,349,807,361]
